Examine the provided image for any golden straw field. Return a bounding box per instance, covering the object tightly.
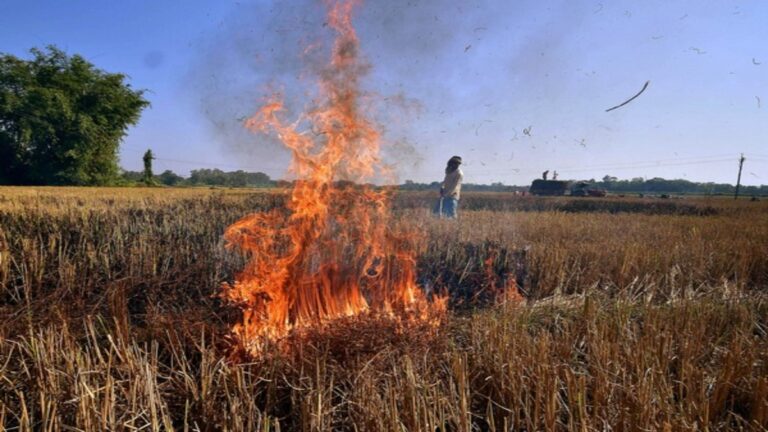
[1,187,767,431]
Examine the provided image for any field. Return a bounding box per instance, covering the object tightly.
[1,187,767,431]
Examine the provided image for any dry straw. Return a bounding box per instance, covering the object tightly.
[1,188,766,430]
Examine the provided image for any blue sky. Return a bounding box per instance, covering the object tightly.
[2,0,766,185]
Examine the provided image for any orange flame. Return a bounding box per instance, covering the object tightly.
[221,0,444,354]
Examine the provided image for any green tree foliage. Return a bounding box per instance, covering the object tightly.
[157,170,184,186]
[398,177,766,196]
[120,170,144,184]
[0,46,149,185]
[591,175,766,195]
[400,180,525,193]
[188,169,273,187]
[120,168,272,188]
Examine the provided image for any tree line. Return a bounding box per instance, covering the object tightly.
[0,47,276,189]
[121,168,275,187]
[2,47,764,195]
[592,175,767,196]
[1,47,148,185]
[400,176,767,196]
[400,180,528,193]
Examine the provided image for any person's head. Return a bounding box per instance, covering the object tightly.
[446,155,462,172]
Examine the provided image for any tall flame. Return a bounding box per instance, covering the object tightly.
[222,0,443,354]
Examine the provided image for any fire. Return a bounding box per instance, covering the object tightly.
[221,0,444,354]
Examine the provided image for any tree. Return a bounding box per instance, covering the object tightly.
[142,149,155,185]
[188,168,273,187]
[157,169,184,186]
[120,170,143,184]
[0,46,149,185]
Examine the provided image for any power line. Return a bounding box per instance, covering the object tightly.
[553,154,738,171]
[470,156,739,177]
[469,161,741,180]
[120,147,279,172]
[153,156,268,171]
[471,153,739,174]
[556,158,736,174]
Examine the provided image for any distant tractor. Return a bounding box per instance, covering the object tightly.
[529,179,570,196]
[570,182,607,197]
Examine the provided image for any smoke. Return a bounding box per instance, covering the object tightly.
[189,0,585,180]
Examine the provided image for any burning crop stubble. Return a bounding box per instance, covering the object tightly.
[218,0,449,355]
[1,188,767,430]
[2,0,768,429]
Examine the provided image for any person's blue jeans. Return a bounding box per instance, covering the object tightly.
[434,196,459,218]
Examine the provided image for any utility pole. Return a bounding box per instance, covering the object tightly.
[734,153,745,200]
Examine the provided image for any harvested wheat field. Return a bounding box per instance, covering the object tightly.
[1,188,766,431]
[3,0,768,430]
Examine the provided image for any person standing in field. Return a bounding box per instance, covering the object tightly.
[435,155,463,218]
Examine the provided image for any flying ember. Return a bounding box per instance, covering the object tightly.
[221,0,445,355]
